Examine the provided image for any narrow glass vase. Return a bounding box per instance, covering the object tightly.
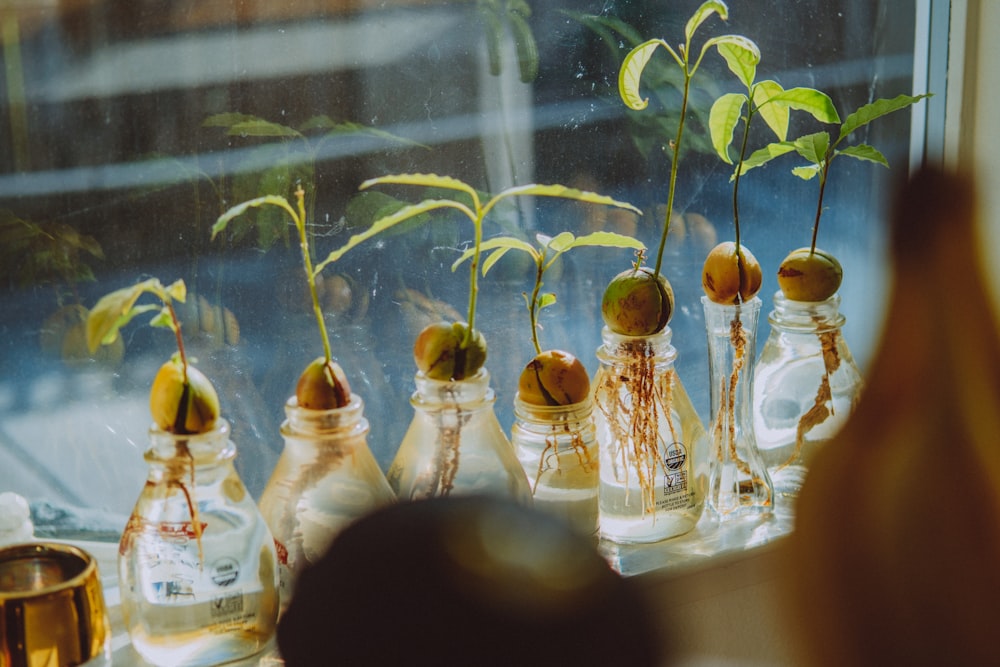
[592,326,708,544]
[512,394,599,538]
[703,296,773,519]
[753,292,863,499]
[118,419,279,667]
[258,394,396,613]
[387,368,531,502]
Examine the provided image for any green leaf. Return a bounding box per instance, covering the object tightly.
[165,279,186,303]
[226,119,302,139]
[492,183,642,216]
[738,142,797,177]
[792,164,822,180]
[619,39,673,111]
[716,40,758,89]
[767,87,840,125]
[537,292,557,311]
[563,231,646,251]
[212,195,298,240]
[709,92,746,164]
[451,236,537,273]
[792,131,831,166]
[544,231,576,253]
[360,173,479,203]
[702,35,759,69]
[752,80,788,141]
[86,278,162,353]
[508,10,539,83]
[480,3,504,76]
[315,199,472,274]
[839,93,931,141]
[149,306,175,330]
[685,1,728,44]
[837,144,889,167]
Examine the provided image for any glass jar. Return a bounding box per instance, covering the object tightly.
[118,419,279,667]
[592,326,708,544]
[753,291,863,498]
[258,394,396,612]
[703,296,773,518]
[512,395,599,538]
[387,368,531,502]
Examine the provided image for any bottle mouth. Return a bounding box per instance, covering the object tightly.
[513,394,593,423]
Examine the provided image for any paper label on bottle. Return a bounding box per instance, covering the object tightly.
[657,442,693,511]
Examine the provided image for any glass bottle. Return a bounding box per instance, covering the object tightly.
[258,393,396,612]
[592,326,708,543]
[753,291,863,498]
[512,395,599,538]
[703,296,773,518]
[118,419,279,667]
[387,368,531,502]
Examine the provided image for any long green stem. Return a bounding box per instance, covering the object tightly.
[654,71,692,277]
[462,206,484,350]
[528,258,545,355]
[295,187,332,362]
[167,302,189,382]
[810,156,833,254]
[732,107,754,255]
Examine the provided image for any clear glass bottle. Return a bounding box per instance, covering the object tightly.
[512,395,599,537]
[387,368,531,502]
[753,291,863,498]
[703,296,773,518]
[592,326,708,543]
[118,419,279,667]
[258,393,396,612]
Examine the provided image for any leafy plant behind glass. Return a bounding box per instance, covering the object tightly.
[203,112,426,252]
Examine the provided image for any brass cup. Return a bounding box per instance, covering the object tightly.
[0,543,110,667]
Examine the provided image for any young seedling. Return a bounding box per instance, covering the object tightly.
[703,47,838,304]
[742,92,931,302]
[319,174,641,379]
[321,173,641,495]
[453,229,645,404]
[455,227,644,498]
[702,45,839,498]
[741,92,930,466]
[213,186,351,411]
[596,1,756,520]
[87,277,219,563]
[609,0,758,331]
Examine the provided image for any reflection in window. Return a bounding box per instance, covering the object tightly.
[0,1,920,539]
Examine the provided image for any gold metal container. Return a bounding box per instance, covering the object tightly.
[0,543,110,667]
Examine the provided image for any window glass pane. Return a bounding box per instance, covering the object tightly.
[0,1,919,539]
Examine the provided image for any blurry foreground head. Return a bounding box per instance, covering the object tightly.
[787,166,1000,666]
[278,496,662,666]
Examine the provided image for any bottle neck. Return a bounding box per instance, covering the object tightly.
[145,419,235,468]
[768,291,845,333]
[412,368,494,409]
[513,394,592,430]
[596,325,677,366]
[283,394,367,436]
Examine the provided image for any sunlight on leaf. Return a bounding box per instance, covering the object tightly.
[212,195,298,240]
[360,173,479,202]
[792,165,822,180]
[752,80,788,141]
[685,0,728,44]
[619,40,667,111]
[737,142,797,177]
[709,93,745,164]
[452,236,537,273]
[717,40,758,90]
[839,93,931,141]
[769,87,840,125]
[837,144,889,167]
[316,199,472,275]
[86,278,162,353]
[537,293,557,311]
[792,132,831,166]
